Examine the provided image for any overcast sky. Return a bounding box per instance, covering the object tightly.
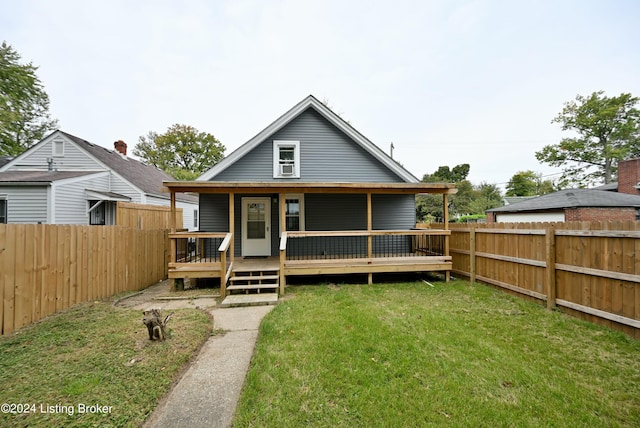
[2,0,639,188]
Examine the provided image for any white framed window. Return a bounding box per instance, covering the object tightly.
[0,195,7,224]
[52,140,64,157]
[284,194,304,231]
[273,140,300,178]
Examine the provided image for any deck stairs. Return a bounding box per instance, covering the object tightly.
[220,264,279,307]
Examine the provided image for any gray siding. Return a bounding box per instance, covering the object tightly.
[199,193,415,257]
[306,194,367,230]
[3,186,49,223]
[372,194,416,229]
[214,108,403,183]
[54,174,110,224]
[199,194,230,232]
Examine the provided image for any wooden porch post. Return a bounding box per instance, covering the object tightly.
[443,193,450,282]
[170,191,176,232]
[228,193,235,262]
[169,190,179,290]
[279,193,287,294]
[367,191,373,285]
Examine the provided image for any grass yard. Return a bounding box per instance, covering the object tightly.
[0,300,212,427]
[234,280,640,427]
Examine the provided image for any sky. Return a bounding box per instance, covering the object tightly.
[2,0,639,188]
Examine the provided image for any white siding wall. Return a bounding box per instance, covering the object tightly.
[3,186,49,223]
[7,135,104,171]
[109,173,143,202]
[145,194,199,231]
[495,212,565,223]
[54,173,111,224]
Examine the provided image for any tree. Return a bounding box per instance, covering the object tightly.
[506,171,556,196]
[422,164,470,183]
[416,164,502,222]
[134,124,225,180]
[536,91,640,187]
[0,41,58,156]
[469,182,503,214]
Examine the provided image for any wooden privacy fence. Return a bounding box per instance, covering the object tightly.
[429,221,640,339]
[0,224,169,335]
[116,202,183,230]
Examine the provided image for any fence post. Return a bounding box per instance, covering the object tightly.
[470,226,476,284]
[546,227,556,310]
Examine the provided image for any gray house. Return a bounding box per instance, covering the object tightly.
[0,131,198,229]
[163,95,456,299]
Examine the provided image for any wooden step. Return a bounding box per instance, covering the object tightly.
[227,283,279,291]
[230,275,279,282]
[232,266,280,274]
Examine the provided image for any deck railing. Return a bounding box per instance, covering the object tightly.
[169,232,233,288]
[279,229,450,261]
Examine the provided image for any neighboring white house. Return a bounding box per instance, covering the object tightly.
[0,130,198,229]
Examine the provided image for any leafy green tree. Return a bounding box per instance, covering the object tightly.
[505,171,555,196]
[416,164,501,222]
[536,91,640,187]
[469,182,503,214]
[422,164,470,183]
[0,41,58,156]
[134,124,225,180]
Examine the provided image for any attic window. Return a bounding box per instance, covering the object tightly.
[52,140,64,157]
[273,140,300,178]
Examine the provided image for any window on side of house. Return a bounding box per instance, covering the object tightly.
[52,140,64,157]
[194,209,198,229]
[0,196,7,224]
[284,194,304,231]
[89,200,105,225]
[89,201,116,225]
[273,140,300,178]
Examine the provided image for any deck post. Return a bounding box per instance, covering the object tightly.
[228,192,235,262]
[367,192,373,285]
[443,193,450,282]
[279,194,287,294]
[220,247,227,297]
[170,191,177,288]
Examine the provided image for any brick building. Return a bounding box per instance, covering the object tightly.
[486,158,640,223]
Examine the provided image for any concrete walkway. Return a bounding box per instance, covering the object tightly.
[116,282,274,428]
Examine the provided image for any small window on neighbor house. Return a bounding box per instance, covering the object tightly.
[636,208,640,221]
[194,209,198,229]
[89,201,105,225]
[0,197,7,224]
[52,140,64,157]
[273,140,300,178]
[284,194,304,231]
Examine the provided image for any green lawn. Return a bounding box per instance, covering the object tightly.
[0,300,212,427]
[234,280,640,427]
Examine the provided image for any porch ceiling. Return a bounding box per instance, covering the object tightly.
[162,181,457,195]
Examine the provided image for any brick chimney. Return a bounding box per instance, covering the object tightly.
[114,140,127,157]
[617,158,640,195]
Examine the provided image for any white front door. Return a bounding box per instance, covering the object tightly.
[241,197,271,256]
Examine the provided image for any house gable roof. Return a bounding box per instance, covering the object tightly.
[488,188,640,213]
[0,131,197,203]
[57,131,176,198]
[197,95,418,183]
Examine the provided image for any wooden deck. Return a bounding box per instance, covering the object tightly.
[167,229,453,295]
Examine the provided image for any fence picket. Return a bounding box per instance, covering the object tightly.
[445,221,640,339]
[0,225,170,335]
